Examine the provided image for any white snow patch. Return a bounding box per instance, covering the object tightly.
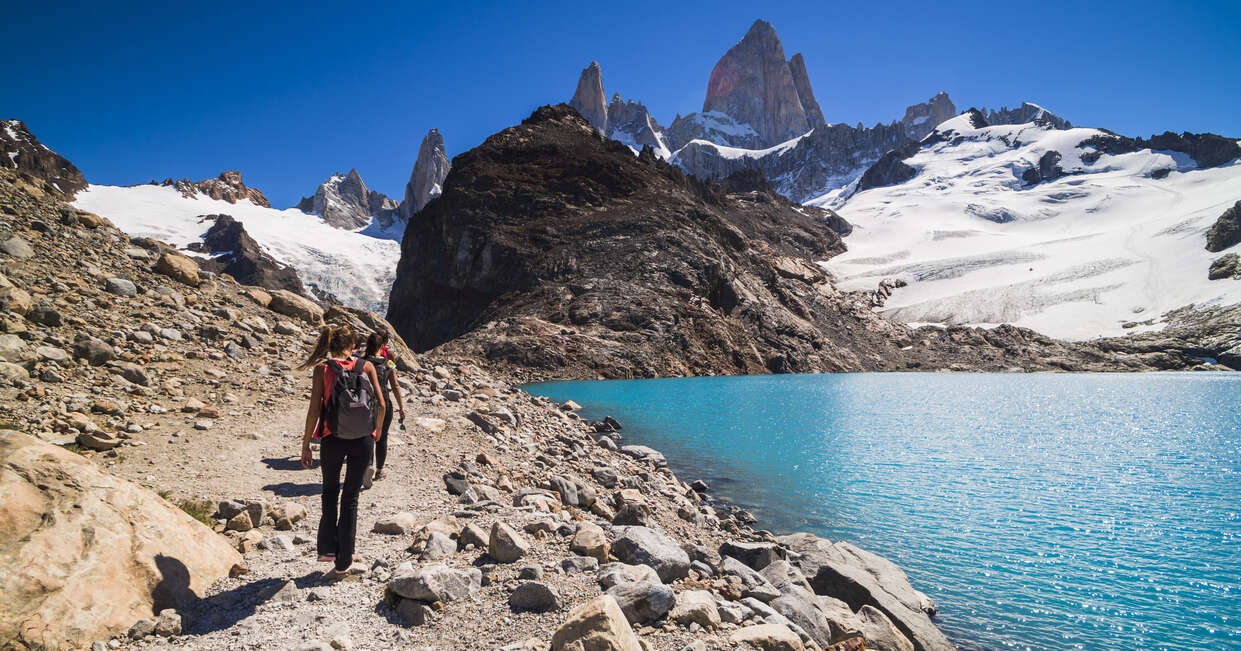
[817,119,1241,340]
[73,184,400,314]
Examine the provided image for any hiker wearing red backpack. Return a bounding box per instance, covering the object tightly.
[361,332,405,481]
[298,325,385,576]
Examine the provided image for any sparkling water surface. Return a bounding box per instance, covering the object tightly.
[525,373,1241,650]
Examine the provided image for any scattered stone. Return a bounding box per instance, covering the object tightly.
[268,289,323,324]
[373,512,418,535]
[721,540,787,570]
[550,595,642,651]
[730,623,805,651]
[570,522,610,563]
[395,598,434,627]
[388,563,481,603]
[1,236,34,258]
[76,431,121,451]
[722,556,782,601]
[128,618,156,639]
[488,521,530,563]
[73,337,115,365]
[611,526,690,582]
[509,581,563,613]
[420,532,456,560]
[605,580,674,624]
[597,562,662,589]
[104,277,137,297]
[457,522,488,550]
[560,556,599,575]
[154,252,201,287]
[226,511,254,532]
[669,590,721,630]
[153,609,182,637]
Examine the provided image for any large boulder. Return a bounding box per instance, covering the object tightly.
[551,595,642,651]
[387,563,481,603]
[1206,201,1241,252]
[0,431,240,648]
[488,521,530,563]
[604,580,675,624]
[730,623,806,651]
[778,533,950,651]
[153,252,201,287]
[610,526,690,582]
[268,289,323,324]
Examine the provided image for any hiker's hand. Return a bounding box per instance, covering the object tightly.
[398,410,406,422]
[372,428,382,442]
[300,443,313,469]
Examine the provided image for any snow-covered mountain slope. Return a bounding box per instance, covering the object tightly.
[813,113,1241,340]
[74,184,400,313]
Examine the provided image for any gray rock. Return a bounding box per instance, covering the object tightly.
[548,474,580,506]
[107,361,149,386]
[560,555,599,574]
[722,556,782,601]
[420,531,456,560]
[518,565,544,580]
[395,598,434,626]
[855,605,914,651]
[259,580,300,603]
[153,609,182,637]
[669,589,721,630]
[721,539,787,570]
[217,499,246,519]
[761,560,815,595]
[73,337,115,365]
[35,345,71,363]
[778,533,950,651]
[105,277,137,297]
[598,562,662,589]
[488,521,530,563]
[373,512,418,534]
[619,445,666,467]
[1208,253,1240,280]
[605,580,675,624]
[592,466,619,488]
[128,618,155,639]
[509,581,563,612]
[611,526,690,583]
[388,563,481,603]
[1,236,34,258]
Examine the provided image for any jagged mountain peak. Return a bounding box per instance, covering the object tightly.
[295,168,396,232]
[703,19,811,147]
[157,170,270,207]
[397,127,451,222]
[569,61,609,134]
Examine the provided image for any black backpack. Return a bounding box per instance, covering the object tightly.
[363,355,392,389]
[322,359,377,439]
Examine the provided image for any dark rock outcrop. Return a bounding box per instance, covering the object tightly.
[1079,131,1241,170]
[186,215,303,293]
[1205,201,1241,253]
[1208,253,1240,280]
[386,105,1186,380]
[984,103,1071,130]
[855,142,921,193]
[702,20,812,147]
[0,119,88,198]
[158,171,270,207]
[397,129,451,222]
[296,168,398,230]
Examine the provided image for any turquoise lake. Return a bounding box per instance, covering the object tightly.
[525,373,1241,650]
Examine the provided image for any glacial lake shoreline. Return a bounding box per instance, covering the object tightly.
[525,372,1241,650]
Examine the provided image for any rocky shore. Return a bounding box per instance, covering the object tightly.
[0,165,952,650]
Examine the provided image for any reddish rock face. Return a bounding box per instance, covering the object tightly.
[161,170,271,207]
[703,20,811,147]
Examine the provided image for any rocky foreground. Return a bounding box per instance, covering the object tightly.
[0,169,951,650]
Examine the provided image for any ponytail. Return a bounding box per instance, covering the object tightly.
[364,332,382,357]
[298,325,356,370]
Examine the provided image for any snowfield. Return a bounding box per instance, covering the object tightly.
[73,184,401,313]
[813,114,1241,340]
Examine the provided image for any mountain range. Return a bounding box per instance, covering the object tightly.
[6,18,1240,360]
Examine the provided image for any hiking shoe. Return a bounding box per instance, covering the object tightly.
[361,465,375,490]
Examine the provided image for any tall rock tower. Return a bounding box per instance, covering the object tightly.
[398,128,451,222]
[703,20,812,146]
[569,61,609,134]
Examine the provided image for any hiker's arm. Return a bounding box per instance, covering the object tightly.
[366,363,385,440]
[301,366,324,468]
[389,369,406,420]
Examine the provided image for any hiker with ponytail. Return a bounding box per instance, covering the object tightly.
[298,324,385,576]
[361,331,405,481]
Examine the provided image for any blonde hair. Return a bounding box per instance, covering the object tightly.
[299,325,357,370]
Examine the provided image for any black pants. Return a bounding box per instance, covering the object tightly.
[317,434,373,571]
[376,396,393,472]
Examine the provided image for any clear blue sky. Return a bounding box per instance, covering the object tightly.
[3,0,1238,208]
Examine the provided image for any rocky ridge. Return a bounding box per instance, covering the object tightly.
[1,119,88,198]
[156,170,271,207]
[397,128,452,223]
[295,168,399,231]
[0,161,957,650]
[186,214,305,294]
[385,105,1209,381]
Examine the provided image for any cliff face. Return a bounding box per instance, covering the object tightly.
[397,128,451,222]
[296,169,397,231]
[386,106,1165,380]
[702,20,811,147]
[569,62,609,134]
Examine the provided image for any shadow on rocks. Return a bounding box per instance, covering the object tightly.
[179,577,287,634]
[262,456,308,471]
[263,481,321,497]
